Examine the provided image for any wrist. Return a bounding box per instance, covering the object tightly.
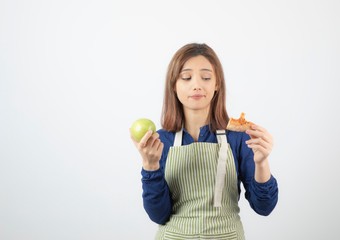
[254,159,271,183]
[142,161,160,171]
[255,158,269,168]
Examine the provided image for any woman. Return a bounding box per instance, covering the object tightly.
[131,43,278,239]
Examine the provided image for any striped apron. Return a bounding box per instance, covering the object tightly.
[155,129,245,240]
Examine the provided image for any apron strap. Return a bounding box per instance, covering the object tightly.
[173,128,183,147]
[214,130,228,207]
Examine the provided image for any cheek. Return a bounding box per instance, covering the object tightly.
[175,82,185,95]
[206,86,217,101]
[205,82,216,93]
[175,86,187,104]
[176,91,186,103]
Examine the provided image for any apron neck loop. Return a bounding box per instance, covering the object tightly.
[216,129,228,144]
[214,129,228,207]
[173,128,183,147]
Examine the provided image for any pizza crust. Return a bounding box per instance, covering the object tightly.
[226,112,254,132]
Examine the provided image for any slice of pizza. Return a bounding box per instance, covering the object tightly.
[226,112,254,132]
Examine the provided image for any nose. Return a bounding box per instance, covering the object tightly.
[192,76,202,91]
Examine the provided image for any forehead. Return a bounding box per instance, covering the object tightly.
[181,55,213,71]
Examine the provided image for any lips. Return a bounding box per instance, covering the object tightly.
[190,94,205,99]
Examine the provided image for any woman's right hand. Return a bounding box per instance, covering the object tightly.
[130,130,164,171]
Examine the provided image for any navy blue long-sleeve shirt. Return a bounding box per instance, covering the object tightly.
[141,125,278,224]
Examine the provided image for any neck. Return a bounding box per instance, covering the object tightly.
[184,108,210,141]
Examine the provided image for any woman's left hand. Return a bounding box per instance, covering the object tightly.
[245,125,273,164]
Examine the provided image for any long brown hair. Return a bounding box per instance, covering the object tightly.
[161,43,229,132]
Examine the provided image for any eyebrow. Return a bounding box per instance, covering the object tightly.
[181,68,212,72]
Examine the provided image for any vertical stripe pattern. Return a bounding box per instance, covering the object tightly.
[156,130,245,240]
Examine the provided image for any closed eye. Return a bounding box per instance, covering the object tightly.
[181,77,191,80]
[202,77,211,81]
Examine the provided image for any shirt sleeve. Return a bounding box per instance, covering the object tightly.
[141,168,172,224]
[141,131,173,225]
[238,133,279,216]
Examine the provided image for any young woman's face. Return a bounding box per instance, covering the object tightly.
[175,55,217,113]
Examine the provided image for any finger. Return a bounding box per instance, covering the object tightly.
[155,142,164,158]
[158,141,164,152]
[144,140,163,161]
[247,139,272,155]
[146,132,160,147]
[247,144,269,156]
[251,124,267,132]
[246,124,268,135]
[246,128,272,143]
[246,130,269,143]
[154,140,164,154]
[246,139,272,152]
[148,138,159,150]
[152,132,160,139]
[139,130,154,147]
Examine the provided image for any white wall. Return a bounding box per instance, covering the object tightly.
[1,0,339,239]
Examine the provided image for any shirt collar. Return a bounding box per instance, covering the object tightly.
[182,124,210,137]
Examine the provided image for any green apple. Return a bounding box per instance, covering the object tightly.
[130,118,156,142]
